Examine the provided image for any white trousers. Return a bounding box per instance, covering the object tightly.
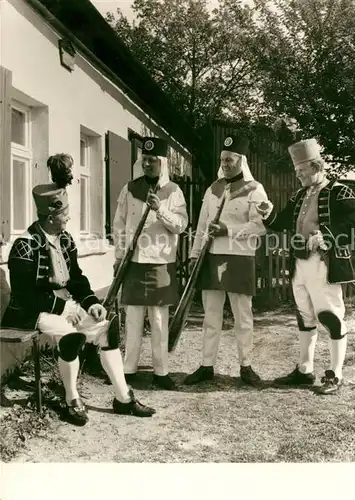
[293,253,347,333]
[202,290,254,367]
[124,305,169,376]
[38,300,131,403]
[292,253,347,378]
[37,299,109,347]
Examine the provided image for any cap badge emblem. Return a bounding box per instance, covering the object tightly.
[144,140,154,151]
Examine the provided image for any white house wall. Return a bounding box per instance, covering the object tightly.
[0,0,191,287]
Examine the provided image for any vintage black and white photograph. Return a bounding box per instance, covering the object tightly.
[0,0,354,488]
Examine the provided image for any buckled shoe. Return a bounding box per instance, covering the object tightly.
[64,398,89,426]
[113,390,156,417]
[316,370,343,395]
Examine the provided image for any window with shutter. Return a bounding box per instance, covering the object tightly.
[78,129,104,240]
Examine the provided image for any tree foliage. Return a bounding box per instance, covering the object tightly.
[106,0,264,128]
[253,0,355,172]
[106,0,355,173]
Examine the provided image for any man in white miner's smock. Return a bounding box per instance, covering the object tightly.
[113,137,188,390]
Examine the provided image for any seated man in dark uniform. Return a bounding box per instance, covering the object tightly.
[2,154,156,425]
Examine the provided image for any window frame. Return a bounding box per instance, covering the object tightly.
[10,101,32,235]
[79,134,91,235]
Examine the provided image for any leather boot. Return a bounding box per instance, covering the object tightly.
[240,366,262,386]
[273,365,315,386]
[152,374,176,390]
[183,366,214,385]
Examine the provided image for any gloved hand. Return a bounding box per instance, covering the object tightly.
[88,303,107,322]
[208,221,228,237]
[307,230,327,252]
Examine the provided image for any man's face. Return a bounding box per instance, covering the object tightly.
[50,207,70,233]
[294,162,319,187]
[220,151,242,179]
[142,154,161,178]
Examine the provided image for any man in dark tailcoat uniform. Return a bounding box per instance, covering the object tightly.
[257,137,355,394]
[2,154,156,423]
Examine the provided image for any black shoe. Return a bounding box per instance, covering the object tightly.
[240,366,262,386]
[273,366,315,387]
[125,373,138,384]
[113,390,156,417]
[63,398,89,426]
[316,370,343,395]
[183,366,214,385]
[152,374,176,390]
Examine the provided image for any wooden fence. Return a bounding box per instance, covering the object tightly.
[175,229,355,306]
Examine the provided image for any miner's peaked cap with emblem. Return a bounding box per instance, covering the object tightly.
[222,134,249,155]
[32,183,69,217]
[288,138,322,167]
[142,137,168,157]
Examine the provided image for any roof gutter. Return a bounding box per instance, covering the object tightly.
[25,0,193,152]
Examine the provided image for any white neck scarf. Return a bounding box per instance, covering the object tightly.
[217,155,254,182]
[132,156,170,187]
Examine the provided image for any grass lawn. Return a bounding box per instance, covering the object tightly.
[1,307,354,463]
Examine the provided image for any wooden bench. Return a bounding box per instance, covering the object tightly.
[0,328,42,413]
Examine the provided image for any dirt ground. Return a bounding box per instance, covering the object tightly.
[1,308,355,463]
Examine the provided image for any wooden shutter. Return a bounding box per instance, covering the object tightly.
[105,131,132,241]
[0,67,12,244]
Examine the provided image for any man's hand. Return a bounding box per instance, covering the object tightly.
[88,304,107,322]
[208,221,228,237]
[307,230,327,252]
[234,228,249,240]
[66,311,84,326]
[63,300,84,326]
[147,192,161,211]
[188,258,197,274]
[255,200,273,217]
[113,259,122,276]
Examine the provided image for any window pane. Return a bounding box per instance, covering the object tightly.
[80,139,86,167]
[11,108,26,146]
[80,176,88,231]
[13,159,27,230]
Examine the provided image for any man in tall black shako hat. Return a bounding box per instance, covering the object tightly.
[2,154,155,425]
[184,134,270,386]
[257,119,355,394]
[113,137,188,390]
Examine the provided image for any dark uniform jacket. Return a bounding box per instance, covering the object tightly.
[1,222,100,330]
[264,180,355,284]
